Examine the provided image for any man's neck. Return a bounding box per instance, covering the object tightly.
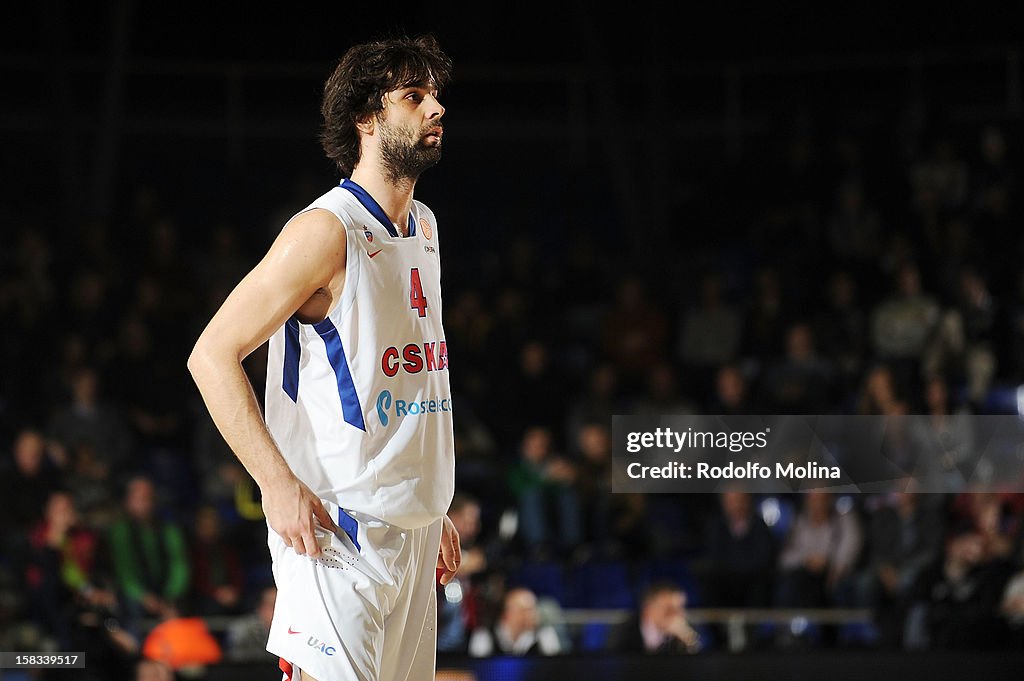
[350,165,416,234]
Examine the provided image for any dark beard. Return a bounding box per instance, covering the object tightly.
[379,121,442,183]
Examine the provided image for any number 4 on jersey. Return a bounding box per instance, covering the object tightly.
[409,268,428,317]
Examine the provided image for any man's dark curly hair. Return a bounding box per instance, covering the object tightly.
[320,35,452,175]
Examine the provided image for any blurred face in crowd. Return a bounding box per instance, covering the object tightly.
[642,588,686,633]
[720,491,751,523]
[45,491,77,529]
[865,366,896,406]
[786,324,815,362]
[501,589,539,634]
[716,366,745,408]
[72,271,105,311]
[925,377,948,413]
[981,126,1006,164]
[448,500,481,544]
[521,427,551,464]
[839,181,863,213]
[71,368,99,406]
[895,491,917,516]
[805,491,832,523]
[13,429,45,475]
[701,275,723,307]
[947,532,985,566]
[829,272,855,309]
[897,264,922,297]
[617,278,644,308]
[591,365,617,398]
[258,587,278,629]
[646,363,676,401]
[578,424,611,463]
[126,478,156,521]
[520,342,547,377]
[195,506,222,542]
[135,660,173,681]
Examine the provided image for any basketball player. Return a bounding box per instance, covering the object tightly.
[188,35,460,681]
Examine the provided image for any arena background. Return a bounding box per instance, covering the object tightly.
[2,2,1024,680]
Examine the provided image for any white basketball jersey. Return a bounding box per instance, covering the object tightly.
[264,179,454,530]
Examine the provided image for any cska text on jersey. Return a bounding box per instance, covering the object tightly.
[380,340,449,377]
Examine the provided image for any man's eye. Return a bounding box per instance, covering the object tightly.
[406,93,422,102]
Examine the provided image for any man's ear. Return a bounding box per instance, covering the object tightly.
[356,115,375,135]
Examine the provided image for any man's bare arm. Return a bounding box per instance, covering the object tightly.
[187,208,344,557]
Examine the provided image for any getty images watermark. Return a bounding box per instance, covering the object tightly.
[612,414,1024,494]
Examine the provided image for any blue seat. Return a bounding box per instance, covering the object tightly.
[509,561,566,604]
[569,560,634,609]
[579,622,613,651]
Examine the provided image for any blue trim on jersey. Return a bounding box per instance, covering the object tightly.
[340,178,416,238]
[337,508,361,552]
[312,317,367,432]
[282,317,300,402]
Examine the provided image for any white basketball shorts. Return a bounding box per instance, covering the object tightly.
[266,499,443,681]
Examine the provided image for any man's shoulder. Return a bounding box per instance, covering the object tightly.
[413,199,438,222]
[287,186,361,231]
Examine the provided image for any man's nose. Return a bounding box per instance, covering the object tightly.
[427,94,445,119]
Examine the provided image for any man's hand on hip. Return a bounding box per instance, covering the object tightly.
[263,475,339,558]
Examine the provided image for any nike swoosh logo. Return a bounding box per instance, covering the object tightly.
[288,627,301,635]
[368,249,383,258]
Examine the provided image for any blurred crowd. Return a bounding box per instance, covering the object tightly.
[1,116,1024,676]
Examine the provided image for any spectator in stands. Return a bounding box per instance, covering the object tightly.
[438,494,487,654]
[189,505,243,616]
[573,422,645,559]
[707,364,752,414]
[497,341,566,441]
[62,444,123,530]
[777,491,863,608]
[740,267,788,364]
[911,527,1011,649]
[66,269,115,350]
[1,428,60,539]
[508,426,582,559]
[813,271,868,399]
[24,490,118,649]
[225,586,277,662]
[859,491,943,646]
[109,316,186,452]
[48,366,132,475]
[573,423,612,541]
[758,322,835,414]
[826,179,881,265]
[965,493,1017,563]
[923,267,998,408]
[870,262,940,392]
[678,273,742,388]
[39,332,91,417]
[705,491,775,608]
[1010,271,1024,383]
[907,376,976,491]
[611,581,701,654]
[565,363,620,453]
[468,587,563,656]
[910,138,969,213]
[632,362,697,417]
[856,364,907,416]
[600,276,669,390]
[1000,568,1024,647]
[107,476,189,632]
[701,490,775,650]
